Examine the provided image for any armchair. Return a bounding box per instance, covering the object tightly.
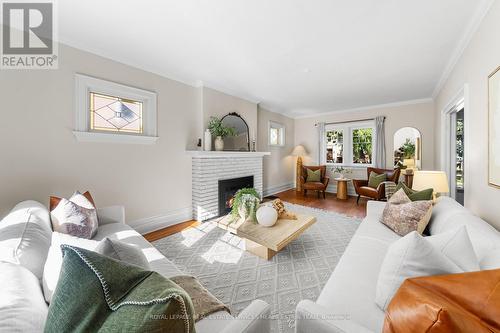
[353,167,400,204]
[300,165,330,199]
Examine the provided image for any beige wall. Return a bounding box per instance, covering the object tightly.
[0,43,292,230]
[0,44,200,225]
[293,102,435,195]
[201,87,258,144]
[434,1,500,229]
[257,107,295,194]
[294,102,436,170]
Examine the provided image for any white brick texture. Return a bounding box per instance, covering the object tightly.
[192,156,264,221]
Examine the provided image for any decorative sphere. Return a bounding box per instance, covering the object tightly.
[256,205,278,227]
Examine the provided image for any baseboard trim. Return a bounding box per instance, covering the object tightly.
[129,207,193,235]
[263,182,294,197]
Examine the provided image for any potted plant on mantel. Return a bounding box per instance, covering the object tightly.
[230,188,260,223]
[208,116,236,151]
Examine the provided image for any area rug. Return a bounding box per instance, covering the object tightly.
[152,203,362,333]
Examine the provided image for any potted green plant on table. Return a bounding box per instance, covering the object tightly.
[208,116,236,151]
[230,188,260,223]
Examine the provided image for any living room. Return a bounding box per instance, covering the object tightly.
[1,1,499,332]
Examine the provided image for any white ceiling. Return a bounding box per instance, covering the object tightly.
[59,0,492,117]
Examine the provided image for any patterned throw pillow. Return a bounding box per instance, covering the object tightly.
[50,191,98,239]
[395,182,433,201]
[368,171,387,188]
[306,168,321,182]
[381,189,433,236]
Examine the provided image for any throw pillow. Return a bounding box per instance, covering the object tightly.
[383,269,500,333]
[426,226,480,272]
[368,171,387,188]
[95,238,150,270]
[395,182,433,201]
[50,191,98,239]
[306,168,321,182]
[380,189,433,236]
[0,200,52,280]
[45,245,195,333]
[42,232,100,303]
[0,262,48,332]
[375,231,462,311]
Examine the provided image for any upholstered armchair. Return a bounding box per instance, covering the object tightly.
[300,165,330,199]
[353,167,401,204]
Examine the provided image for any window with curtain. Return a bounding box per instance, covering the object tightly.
[324,120,375,166]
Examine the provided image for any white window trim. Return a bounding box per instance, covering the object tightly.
[268,120,285,147]
[325,120,376,167]
[73,74,158,144]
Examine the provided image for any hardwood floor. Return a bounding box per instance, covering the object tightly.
[144,189,368,242]
[144,220,200,242]
[271,188,367,219]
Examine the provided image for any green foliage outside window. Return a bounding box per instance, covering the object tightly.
[352,128,373,164]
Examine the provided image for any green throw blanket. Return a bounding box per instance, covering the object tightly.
[45,245,196,333]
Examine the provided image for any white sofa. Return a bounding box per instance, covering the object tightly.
[295,197,500,333]
[0,200,270,333]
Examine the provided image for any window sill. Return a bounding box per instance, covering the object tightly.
[73,131,159,145]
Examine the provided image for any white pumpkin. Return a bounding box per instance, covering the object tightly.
[256,205,278,227]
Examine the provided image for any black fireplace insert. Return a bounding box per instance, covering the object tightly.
[218,176,254,216]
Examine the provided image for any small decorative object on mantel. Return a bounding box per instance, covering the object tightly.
[271,199,297,220]
[197,138,202,151]
[204,129,212,151]
[256,205,278,227]
[230,188,260,222]
[488,66,500,188]
[332,166,352,180]
[208,116,236,151]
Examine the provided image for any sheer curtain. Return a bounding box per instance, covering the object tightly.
[375,116,386,168]
[317,122,326,164]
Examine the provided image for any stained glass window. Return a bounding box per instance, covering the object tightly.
[90,92,143,134]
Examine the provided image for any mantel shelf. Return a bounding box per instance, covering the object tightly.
[186,150,271,158]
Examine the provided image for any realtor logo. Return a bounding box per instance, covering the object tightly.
[1,1,58,69]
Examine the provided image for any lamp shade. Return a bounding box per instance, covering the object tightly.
[413,171,449,194]
[291,145,308,156]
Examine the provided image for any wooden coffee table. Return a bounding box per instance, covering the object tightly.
[217,214,316,260]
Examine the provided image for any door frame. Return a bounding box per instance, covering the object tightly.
[440,84,470,203]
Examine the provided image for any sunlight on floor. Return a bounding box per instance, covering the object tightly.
[180,222,216,247]
[201,231,244,264]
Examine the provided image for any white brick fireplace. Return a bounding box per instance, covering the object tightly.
[188,151,270,221]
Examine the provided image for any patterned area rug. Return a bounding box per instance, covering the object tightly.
[152,203,362,333]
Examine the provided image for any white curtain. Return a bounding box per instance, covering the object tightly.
[317,122,326,165]
[375,116,386,168]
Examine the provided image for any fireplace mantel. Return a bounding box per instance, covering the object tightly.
[186,150,270,158]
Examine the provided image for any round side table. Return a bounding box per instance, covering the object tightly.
[335,178,351,200]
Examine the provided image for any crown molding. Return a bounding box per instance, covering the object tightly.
[432,0,495,98]
[292,98,434,120]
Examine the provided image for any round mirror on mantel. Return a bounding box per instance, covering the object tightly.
[221,113,250,151]
[393,127,422,170]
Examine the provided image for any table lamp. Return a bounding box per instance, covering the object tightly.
[291,145,308,192]
[412,171,449,200]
